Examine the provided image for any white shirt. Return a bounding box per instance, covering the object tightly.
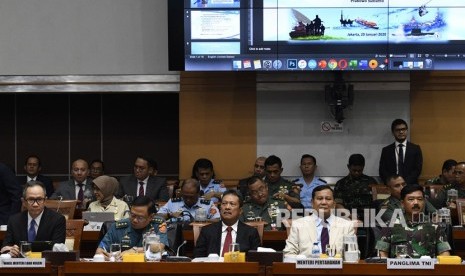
[314,214,334,252]
[220,221,239,256]
[136,177,149,195]
[27,210,44,234]
[27,176,37,182]
[74,179,88,199]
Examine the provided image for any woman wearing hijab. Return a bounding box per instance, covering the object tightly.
[88,175,129,221]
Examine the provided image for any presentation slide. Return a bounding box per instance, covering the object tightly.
[191,10,240,40]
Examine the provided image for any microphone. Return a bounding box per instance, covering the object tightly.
[57,196,63,212]
[166,240,191,262]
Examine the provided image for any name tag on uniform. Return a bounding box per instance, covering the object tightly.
[387,258,434,269]
[296,258,343,269]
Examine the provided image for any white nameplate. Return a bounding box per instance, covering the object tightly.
[0,258,45,268]
[387,258,435,269]
[296,258,343,269]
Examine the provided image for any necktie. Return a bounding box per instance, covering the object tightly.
[398,144,404,175]
[222,226,233,257]
[138,181,145,196]
[28,219,36,242]
[77,183,84,202]
[321,220,329,253]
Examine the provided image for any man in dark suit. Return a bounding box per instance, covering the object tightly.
[17,155,54,198]
[194,190,261,257]
[117,156,169,202]
[379,119,423,185]
[0,163,22,225]
[50,159,94,207]
[1,181,65,257]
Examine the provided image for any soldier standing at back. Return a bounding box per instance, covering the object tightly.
[293,154,325,209]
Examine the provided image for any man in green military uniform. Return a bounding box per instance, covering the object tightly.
[425,159,457,186]
[264,155,300,206]
[96,196,169,260]
[434,162,465,209]
[334,154,377,219]
[380,175,436,223]
[241,176,286,230]
[376,184,451,258]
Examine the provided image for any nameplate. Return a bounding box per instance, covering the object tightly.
[0,258,46,268]
[296,258,343,269]
[84,221,104,231]
[387,258,435,269]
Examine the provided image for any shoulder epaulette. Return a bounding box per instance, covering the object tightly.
[115,221,129,229]
[151,216,165,225]
[318,178,327,183]
[292,178,300,183]
[212,179,222,184]
[200,198,211,205]
[171,197,183,202]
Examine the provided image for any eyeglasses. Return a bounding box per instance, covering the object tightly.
[249,186,267,197]
[25,198,45,205]
[394,127,408,133]
[129,212,148,222]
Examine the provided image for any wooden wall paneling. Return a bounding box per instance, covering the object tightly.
[0,94,16,169]
[69,94,102,166]
[411,71,465,181]
[16,94,69,176]
[102,94,179,175]
[179,72,257,186]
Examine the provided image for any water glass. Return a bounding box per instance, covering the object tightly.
[228,243,240,262]
[395,244,407,258]
[326,244,336,258]
[110,243,121,261]
[20,241,32,258]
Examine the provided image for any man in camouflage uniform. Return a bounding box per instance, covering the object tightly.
[434,162,465,209]
[380,175,436,223]
[376,184,451,258]
[96,196,169,260]
[425,159,457,186]
[334,154,377,219]
[241,176,286,230]
[293,154,326,209]
[157,178,220,222]
[264,155,301,207]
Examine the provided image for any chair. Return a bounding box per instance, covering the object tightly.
[457,199,465,226]
[65,219,85,251]
[44,200,78,219]
[191,222,211,246]
[244,221,266,245]
[370,184,390,201]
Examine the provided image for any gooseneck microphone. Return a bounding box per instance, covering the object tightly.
[166,240,191,262]
[176,240,187,257]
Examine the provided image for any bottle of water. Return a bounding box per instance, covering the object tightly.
[311,242,320,258]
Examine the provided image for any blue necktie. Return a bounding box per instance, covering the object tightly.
[28,219,36,242]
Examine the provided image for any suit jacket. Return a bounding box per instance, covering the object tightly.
[16,174,54,198]
[193,220,261,258]
[283,215,355,257]
[117,175,169,202]
[50,178,94,200]
[2,207,66,247]
[379,141,423,185]
[0,163,22,225]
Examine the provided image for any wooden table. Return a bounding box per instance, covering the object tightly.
[0,263,53,275]
[268,262,465,276]
[60,262,263,276]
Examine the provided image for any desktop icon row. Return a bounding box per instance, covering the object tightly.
[232,58,386,70]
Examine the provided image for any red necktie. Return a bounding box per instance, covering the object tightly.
[77,183,84,202]
[138,182,144,196]
[321,220,329,253]
[222,226,232,257]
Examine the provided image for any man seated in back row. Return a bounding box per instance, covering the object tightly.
[157,178,220,222]
[1,181,65,257]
